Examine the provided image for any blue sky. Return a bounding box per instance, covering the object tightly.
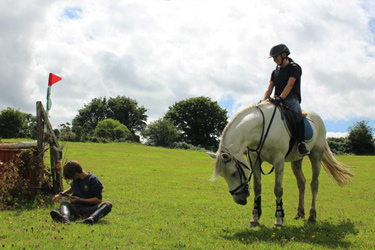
[0,0,374,138]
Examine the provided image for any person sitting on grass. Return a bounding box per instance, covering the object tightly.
[50,160,112,225]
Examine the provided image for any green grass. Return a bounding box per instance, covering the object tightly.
[1,141,374,249]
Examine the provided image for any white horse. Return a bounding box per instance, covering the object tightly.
[207,101,353,227]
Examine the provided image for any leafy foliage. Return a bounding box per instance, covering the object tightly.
[347,120,375,155]
[72,97,109,141]
[142,118,180,147]
[93,118,132,142]
[0,148,53,210]
[57,122,77,141]
[0,107,34,138]
[327,137,351,155]
[165,96,228,150]
[107,96,148,136]
[72,96,147,142]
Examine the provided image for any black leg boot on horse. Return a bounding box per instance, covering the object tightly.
[82,202,112,225]
[296,119,310,156]
[50,202,71,225]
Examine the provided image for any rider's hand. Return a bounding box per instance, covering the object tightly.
[271,96,284,105]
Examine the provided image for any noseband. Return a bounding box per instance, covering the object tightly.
[227,104,278,196]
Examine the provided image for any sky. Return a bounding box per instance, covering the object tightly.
[1,0,375,138]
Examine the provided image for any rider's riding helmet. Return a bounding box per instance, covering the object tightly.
[269,44,290,58]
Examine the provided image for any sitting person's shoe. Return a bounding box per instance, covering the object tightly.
[50,210,70,225]
[81,217,95,225]
[298,142,310,156]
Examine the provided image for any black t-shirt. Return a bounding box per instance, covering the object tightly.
[71,172,103,200]
[270,62,302,103]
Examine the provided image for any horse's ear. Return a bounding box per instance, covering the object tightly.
[206,151,217,159]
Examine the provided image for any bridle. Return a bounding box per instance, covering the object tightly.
[228,151,252,196]
[227,104,278,196]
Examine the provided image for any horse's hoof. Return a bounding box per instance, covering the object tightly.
[249,221,260,227]
[274,218,284,227]
[307,216,316,223]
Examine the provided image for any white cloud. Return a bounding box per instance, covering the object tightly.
[326,132,349,138]
[0,0,374,132]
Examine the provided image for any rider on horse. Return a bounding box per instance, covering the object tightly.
[263,44,310,156]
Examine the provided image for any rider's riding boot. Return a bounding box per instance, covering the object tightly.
[296,119,310,156]
[298,142,310,156]
[82,203,112,225]
[50,202,71,224]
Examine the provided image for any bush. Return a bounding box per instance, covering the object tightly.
[327,137,351,155]
[93,119,132,142]
[170,142,205,151]
[142,118,180,147]
[0,148,53,210]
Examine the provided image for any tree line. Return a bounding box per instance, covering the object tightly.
[0,96,374,154]
[0,96,227,151]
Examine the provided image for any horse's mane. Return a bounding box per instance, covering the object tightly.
[211,101,270,180]
[220,101,269,146]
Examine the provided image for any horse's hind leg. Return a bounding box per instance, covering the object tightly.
[250,161,262,227]
[291,159,306,219]
[308,152,322,222]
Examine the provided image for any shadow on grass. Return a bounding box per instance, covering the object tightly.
[223,220,358,248]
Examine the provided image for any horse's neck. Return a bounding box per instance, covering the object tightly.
[221,105,269,155]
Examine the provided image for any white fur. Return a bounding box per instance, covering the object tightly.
[208,101,353,227]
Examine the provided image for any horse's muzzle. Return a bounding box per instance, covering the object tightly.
[232,186,250,205]
[233,194,248,205]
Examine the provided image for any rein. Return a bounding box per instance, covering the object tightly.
[228,104,278,195]
[248,105,278,175]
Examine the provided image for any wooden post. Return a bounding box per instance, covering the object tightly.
[36,101,63,193]
[36,102,44,162]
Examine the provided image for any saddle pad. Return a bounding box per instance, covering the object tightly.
[303,118,313,141]
[282,113,313,141]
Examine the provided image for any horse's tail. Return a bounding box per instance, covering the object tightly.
[321,140,354,186]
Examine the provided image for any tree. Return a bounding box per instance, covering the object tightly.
[348,120,375,155]
[24,113,37,139]
[142,118,180,147]
[72,96,147,142]
[0,107,28,138]
[72,97,109,141]
[327,137,351,155]
[93,119,131,142]
[107,96,147,136]
[57,122,76,141]
[165,96,228,150]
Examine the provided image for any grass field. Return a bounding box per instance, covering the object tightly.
[1,141,374,249]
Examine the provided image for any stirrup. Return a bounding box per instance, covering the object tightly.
[298,142,310,156]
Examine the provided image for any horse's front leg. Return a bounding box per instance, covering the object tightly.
[274,160,285,227]
[249,160,262,227]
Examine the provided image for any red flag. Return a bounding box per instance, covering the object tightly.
[48,73,62,86]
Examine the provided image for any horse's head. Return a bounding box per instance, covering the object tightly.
[207,149,251,205]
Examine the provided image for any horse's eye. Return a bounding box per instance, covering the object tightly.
[221,153,231,162]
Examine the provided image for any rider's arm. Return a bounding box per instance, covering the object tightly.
[264,81,274,100]
[279,77,296,99]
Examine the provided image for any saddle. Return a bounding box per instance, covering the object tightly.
[278,105,313,157]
